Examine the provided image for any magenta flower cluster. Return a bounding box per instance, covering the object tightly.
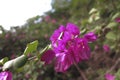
[103,44,110,52]
[105,73,115,80]
[42,23,97,72]
[0,71,12,80]
[115,17,120,23]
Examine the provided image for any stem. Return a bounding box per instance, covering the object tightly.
[111,0,117,10]
[106,58,120,73]
[28,56,37,61]
[0,67,2,71]
[74,62,88,80]
[96,58,120,80]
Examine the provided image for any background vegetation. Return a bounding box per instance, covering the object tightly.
[0,0,120,80]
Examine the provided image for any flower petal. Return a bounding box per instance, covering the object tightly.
[55,52,73,72]
[66,23,80,36]
[103,44,110,52]
[84,32,97,42]
[115,17,120,23]
[41,50,55,65]
[75,38,91,60]
[105,73,115,80]
[0,71,12,80]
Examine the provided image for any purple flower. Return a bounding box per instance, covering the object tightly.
[84,32,97,42]
[45,15,50,22]
[0,71,12,80]
[41,50,55,65]
[105,73,115,80]
[50,25,65,43]
[53,38,91,72]
[66,23,80,36]
[50,23,97,72]
[55,52,73,72]
[51,19,57,24]
[74,38,91,61]
[115,17,120,23]
[103,44,110,52]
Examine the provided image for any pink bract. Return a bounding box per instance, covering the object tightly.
[115,17,120,23]
[103,44,110,52]
[84,32,97,42]
[0,71,12,80]
[105,73,115,80]
[41,50,55,65]
[48,23,97,72]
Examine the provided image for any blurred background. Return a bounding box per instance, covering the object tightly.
[0,0,120,80]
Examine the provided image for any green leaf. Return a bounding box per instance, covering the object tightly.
[94,26,101,34]
[0,57,8,65]
[107,22,118,29]
[80,28,87,35]
[115,69,120,80]
[111,12,120,21]
[88,16,93,23]
[3,55,27,71]
[106,32,116,40]
[13,55,28,69]
[38,44,51,59]
[89,8,97,15]
[2,60,14,71]
[24,40,38,55]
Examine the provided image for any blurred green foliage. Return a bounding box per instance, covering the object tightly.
[0,0,120,80]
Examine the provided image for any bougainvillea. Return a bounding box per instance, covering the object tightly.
[41,50,55,65]
[42,23,97,72]
[0,71,12,80]
[103,44,110,52]
[115,17,120,23]
[105,73,115,80]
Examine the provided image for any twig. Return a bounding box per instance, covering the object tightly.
[96,58,120,80]
[0,67,2,71]
[28,56,37,61]
[111,0,117,10]
[74,62,88,80]
[106,58,120,73]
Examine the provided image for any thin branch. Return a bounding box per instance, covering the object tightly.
[111,0,117,10]
[96,58,120,80]
[28,56,37,61]
[106,58,120,73]
[74,62,88,80]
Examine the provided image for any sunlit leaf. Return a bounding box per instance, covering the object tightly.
[111,12,120,21]
[94,26,101,34]
[106,32,116,40]
[107,22,118,29]
[0,57,9,65]
[38,44,51,59]
[2,60,14,71]
[13,55,28,69]
[24,40,38,55]
[3,55,27,71]
[80,28,87,35]
[115,69,120,80]
[88,17,93,23]
[89,8,97,15]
